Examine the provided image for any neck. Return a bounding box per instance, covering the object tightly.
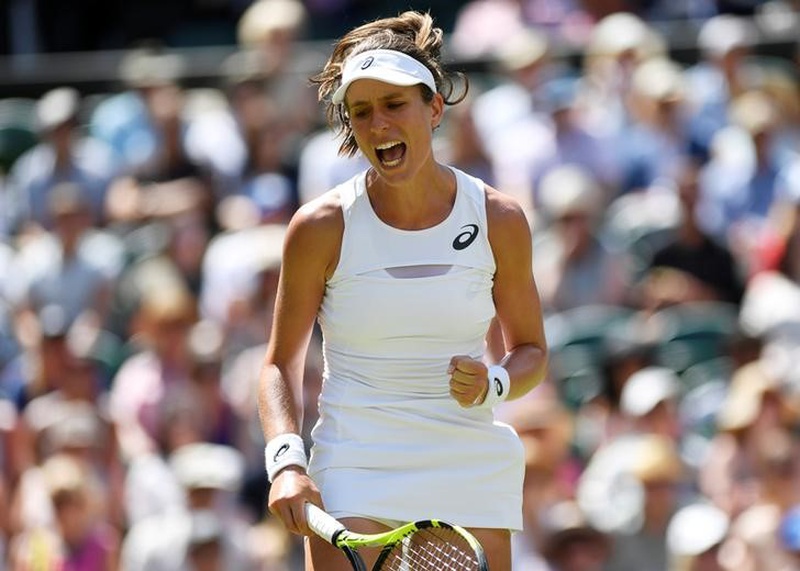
[366,163,456,230]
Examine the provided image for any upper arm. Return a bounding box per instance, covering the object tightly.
[265,193,343,377]
[485,186,547,355]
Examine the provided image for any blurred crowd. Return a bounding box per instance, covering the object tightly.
[2,0,800,570]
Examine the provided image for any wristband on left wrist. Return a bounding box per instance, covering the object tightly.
[478,365,511,408]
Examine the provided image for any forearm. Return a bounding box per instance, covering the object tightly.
[257,361,304,441]
[496,342,548,401]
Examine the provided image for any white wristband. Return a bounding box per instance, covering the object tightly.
[480,365,511,408]
[265,433,308,483]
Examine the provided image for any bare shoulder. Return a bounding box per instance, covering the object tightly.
[284,189,344,276]
[291,188,344,234]
[483,184,532,246]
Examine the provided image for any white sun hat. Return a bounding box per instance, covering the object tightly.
[332,49,436,104]
[667,502,729,556]
[620,366,680,418]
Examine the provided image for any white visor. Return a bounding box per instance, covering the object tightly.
[332,49,437,104]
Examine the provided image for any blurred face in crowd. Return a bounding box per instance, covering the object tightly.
[52,489,93,547]
[40,334,70,386]
[642,476,680,529]
[45,120,78,166]
[549,535,610,571]
[188,540,223,571]
[639,400,681,439]
[52,207,92,252]
[556,210,595,260]
[690,545,725,571]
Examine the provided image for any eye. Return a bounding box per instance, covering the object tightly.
[387,101,405,110]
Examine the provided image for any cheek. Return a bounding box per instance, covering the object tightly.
[350,126,372,152]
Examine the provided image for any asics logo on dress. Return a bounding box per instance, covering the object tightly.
[274,443,290,462]
[452,224,479,250]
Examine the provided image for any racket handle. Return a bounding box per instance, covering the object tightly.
[305,503,347,544]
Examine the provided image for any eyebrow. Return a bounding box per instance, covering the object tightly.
[347,89,409,108]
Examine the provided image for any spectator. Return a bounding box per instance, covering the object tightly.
[666,501,733,571]
[577,432,686,538]
[198,220,285,351]
[697,89,785,267]
[6,183,115,328]
[683,14,761,160]
[108,283,198,461]
[0,304,74,417]
[498,387,579,569]
[779,506,800,570]
[121,442,258,571]
[700,360,799,518]
[469,27,559,213]
[8,453,120,571]
[572,320,660,454]
[105,200,211,339]
[295,125,369,207]
[104,78,214,237]
[532,75,623,200]
[449,0,531,62]
[578,12,666,144]
[539,500,611,571]
[236,0,323,154]
[751,155,800,282]
[186,50,296,219]
[605,434,687,571]
[0,396,15,559]
[731,434,800,571]
[434,94,496,187]
[533,164,629,313]
[184,320,242,448]
[618,366,682,440]
[638,159,746,311]
[89,47,186,172]
[617,57,693,195]
[7,87,118,233]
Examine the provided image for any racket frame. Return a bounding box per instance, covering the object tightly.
[304,503,489,571]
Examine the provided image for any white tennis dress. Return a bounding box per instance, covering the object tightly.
[308,167,524,531]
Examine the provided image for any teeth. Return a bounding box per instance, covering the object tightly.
[376,141,402,150]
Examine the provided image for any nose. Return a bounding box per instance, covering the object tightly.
[369,109,390,133]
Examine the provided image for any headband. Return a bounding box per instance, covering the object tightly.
[332,49,437,104]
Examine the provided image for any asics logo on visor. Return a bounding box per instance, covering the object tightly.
[360,56,375,70]
[452,224,479,250]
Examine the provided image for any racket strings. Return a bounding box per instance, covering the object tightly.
[375,527,482,571]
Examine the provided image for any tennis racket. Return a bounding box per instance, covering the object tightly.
[304,503,490,571]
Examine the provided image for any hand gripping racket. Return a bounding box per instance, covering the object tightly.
[304,503,490,571]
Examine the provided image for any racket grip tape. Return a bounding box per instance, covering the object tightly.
[305,503,347,545]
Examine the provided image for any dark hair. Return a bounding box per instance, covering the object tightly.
[310,11,468,157]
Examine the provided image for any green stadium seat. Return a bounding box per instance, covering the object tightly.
[545,304,638,409]
[650,301,740,374]
[0,98,38,173]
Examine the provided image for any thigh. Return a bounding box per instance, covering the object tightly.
[306,517,391,571]
[469,527,512,571]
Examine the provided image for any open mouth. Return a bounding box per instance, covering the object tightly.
[375,141,406,168]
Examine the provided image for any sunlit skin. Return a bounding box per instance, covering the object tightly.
[261,75,547,571]
[345,79,451,229]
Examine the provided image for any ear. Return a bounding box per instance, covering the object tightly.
[430,92,445,130]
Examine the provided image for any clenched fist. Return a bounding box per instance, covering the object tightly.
[448,355,489,407]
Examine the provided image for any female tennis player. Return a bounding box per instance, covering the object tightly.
[257,10,548,570]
